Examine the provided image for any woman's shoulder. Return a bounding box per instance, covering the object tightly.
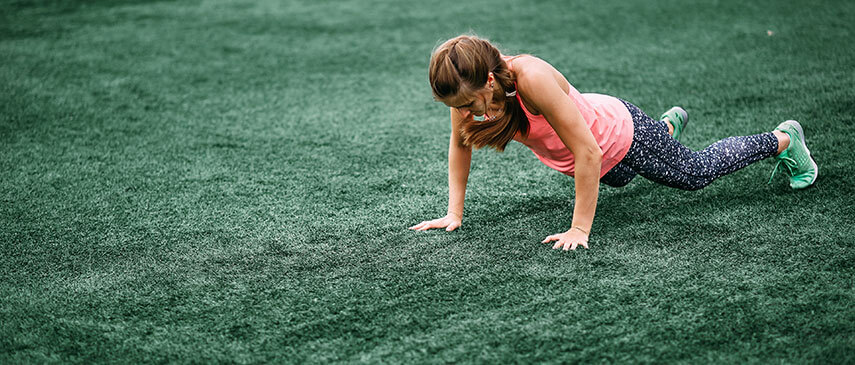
[505,54,548,73]
[506,55,561,84]
[506,55,572,115]
[507,55,566,89]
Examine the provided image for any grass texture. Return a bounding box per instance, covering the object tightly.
[2,0,854,362]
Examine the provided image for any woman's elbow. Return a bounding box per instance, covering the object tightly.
[584,146,603,165]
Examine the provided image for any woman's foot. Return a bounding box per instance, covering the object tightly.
[661,106,688,141]
[769,120,818,189]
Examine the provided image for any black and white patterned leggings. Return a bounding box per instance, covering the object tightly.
[601,100,779,190]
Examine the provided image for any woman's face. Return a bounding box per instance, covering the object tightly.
[442,84,494,121]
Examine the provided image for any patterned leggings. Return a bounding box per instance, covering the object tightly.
[601,100,779,190]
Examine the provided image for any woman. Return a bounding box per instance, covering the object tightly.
[408,35,818,251]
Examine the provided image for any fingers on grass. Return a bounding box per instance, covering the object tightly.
[559,241,589,251]
[417,220,443,231]
[418,221,444,231]
[542,235,559,243]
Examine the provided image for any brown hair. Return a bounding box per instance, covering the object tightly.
[428,35,528,151]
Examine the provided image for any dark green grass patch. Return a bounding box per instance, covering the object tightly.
[2,0,854,363]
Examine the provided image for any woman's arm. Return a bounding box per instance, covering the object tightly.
[516,62,603,250]
[446,108,473,220]
[409,108,472,232]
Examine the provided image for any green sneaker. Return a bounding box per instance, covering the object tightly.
[769,120,818,189]
[661,106,688,141]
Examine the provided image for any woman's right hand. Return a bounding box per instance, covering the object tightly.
[408,214,462,232]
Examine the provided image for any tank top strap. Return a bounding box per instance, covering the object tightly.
[502,55,525,111]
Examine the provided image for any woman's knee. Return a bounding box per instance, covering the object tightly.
[672,178,713,191]
[601,163,637,188]
[603,180,630,188]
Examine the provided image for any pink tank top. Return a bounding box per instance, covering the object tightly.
[507,58,634,178]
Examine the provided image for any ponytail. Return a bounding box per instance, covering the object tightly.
[428,35,529,151]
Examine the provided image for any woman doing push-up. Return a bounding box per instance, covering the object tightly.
[409,35,818,251]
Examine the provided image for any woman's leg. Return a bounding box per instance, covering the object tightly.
[601,162,637,187]
[618,100,779,191]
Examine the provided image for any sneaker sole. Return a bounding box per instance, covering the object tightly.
[674,107,688,129]
[783,120,819,186]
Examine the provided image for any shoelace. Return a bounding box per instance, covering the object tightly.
[768,155,797,184]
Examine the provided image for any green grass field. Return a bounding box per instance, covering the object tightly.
[2,0,854,362]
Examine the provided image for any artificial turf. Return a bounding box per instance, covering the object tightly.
[2,0,854,362]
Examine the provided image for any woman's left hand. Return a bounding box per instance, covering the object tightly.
[542,228,589,251]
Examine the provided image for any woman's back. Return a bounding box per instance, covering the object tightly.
[505,55,634,177]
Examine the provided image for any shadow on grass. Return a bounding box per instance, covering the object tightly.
[461,172,822,246]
